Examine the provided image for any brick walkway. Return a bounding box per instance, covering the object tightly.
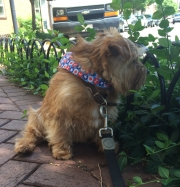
[0,74,162,187]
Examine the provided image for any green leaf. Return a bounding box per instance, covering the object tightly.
[161,178,172,185]
[21,110,27,119]
[60,38,70,45]
[159,20,169,29]
[174,170,180,178]
[157,66,173,77]
[175,35,179,42]
[123,2,132,9]
[118,151,127,171]
[134,20,144,31]
[141,115,151,123]
[123,9,131,20]
[156,133,169,141]
[151,105,164,113]
[155,140,165,148]
[133,176,143,184]
[164,140,172,147]
[77,13,84,25]
[40,84,49,90]
[148,34,156,42]
[53,68,57,73]
[147,90,160,100]
[35,68,39,73]
[110,0,121,10]
[164,6,175,17]
[144,145,154,154]
[74,25,84,32]
[170,130,180,142]
[158,166,169,178]
[152,10,162,19]
[158,38,172,47]
[155,0,164,5]
[145,161,161,173]
[150,153,164,163]
[45,71,49,78]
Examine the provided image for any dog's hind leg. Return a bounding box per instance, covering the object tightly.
[14,107,44,154]
[46,118,73,160]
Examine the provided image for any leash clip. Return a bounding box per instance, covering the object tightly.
[99,127,113,137]
[99,102,113,137]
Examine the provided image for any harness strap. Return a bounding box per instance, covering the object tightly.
[101,133,126,187]
[82,80,117,106]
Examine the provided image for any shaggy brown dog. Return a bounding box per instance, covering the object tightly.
[15,28,147,159]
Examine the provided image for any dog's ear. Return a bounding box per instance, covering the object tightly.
[108,45,121,56]
[106,39,131,61]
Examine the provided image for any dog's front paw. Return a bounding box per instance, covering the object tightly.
[52,149,73,160]
[14,139,36,154]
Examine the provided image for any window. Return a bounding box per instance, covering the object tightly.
[0,0,5,17]
[35,0,40,15]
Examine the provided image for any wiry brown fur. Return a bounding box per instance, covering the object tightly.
[15,28,147,159]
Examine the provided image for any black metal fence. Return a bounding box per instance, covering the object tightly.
[0,36,180,113]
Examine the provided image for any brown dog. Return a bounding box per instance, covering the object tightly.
[15,28,147,159]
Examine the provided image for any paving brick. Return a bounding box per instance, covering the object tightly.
[7,132,23,144]
[1,85,17,89]
[7,92,27,97]
[0,129,17,143]
[14,142,76,165]
[0,119,10,126]
[2,120,26,131]
[24,163,100,187]
[0,143,16,165]
[0,104,20,111]
[73,143,107,171]
[0,79,14,86]
[10,95,42,102]
[0,160,38,187]
[14,100,42,106]
[3,87,25,93]
[0,97,13,104]
[0,89,7,97]
[0,111,27,120]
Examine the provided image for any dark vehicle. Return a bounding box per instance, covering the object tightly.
[118,14,138,32]
[135,15,148,27]
[144,14,155,27]
[173,13,180,24]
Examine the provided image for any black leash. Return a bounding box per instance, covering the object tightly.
[81,79,126,186]
[99,106,126,187]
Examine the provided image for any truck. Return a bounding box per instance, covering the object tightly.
[40,0,119,37]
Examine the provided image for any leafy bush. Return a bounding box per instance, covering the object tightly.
[111,0,180,186]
